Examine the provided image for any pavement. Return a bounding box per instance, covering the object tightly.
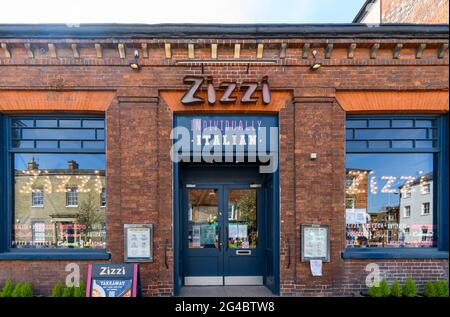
[178,286,275,297]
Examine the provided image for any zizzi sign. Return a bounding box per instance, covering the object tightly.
[181,76,271,105]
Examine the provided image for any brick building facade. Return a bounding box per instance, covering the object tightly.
[0,24,448,296]
[354,0,450,24]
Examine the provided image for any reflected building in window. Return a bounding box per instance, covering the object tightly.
[398,173,435,247]
[14,158,106,249]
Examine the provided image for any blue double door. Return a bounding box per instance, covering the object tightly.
[182,183,266,285]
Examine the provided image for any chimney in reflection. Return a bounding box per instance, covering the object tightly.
[27,157,39,170]
[67,160,79,170]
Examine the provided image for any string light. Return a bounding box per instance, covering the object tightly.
[94,175,103,194]
[346,170,367,195]
[419,175,429,194]
[381,176,397,194]
[56,175,72,192]
[43,170,52,193]
[370,176,378,194]
[19,170,41,194]
[76,175,91,193]
[400,176,416,195]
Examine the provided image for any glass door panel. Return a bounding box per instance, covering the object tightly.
[227,189,257,249]
[187,188,220,249]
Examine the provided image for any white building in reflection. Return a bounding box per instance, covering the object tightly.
[398,173,434,247]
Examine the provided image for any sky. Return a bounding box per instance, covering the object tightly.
[0,0,366,24]
[347,154,433,212]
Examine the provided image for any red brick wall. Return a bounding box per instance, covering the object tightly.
[0,261,95,296]
[382,0,449,23]
[0,37,448,296]
[279,96,346,296]
[342,259,449,296]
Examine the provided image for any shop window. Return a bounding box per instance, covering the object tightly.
[345,116,440,249]
[7,116,107,250]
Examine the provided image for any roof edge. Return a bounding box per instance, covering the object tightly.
[353,0,377,23]
[0,23,448,39]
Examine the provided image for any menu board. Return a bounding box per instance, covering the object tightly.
[87,264,139,297]
[124,224,153,262]
[301,224,330,261]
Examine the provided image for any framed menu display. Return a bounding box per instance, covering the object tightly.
[301,224,330,262]
[124,224,153,262]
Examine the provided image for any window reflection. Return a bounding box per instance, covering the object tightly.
[345,154,435,248]
[188,189,219,249]
[228,189,257,249]
[13,154,106,249]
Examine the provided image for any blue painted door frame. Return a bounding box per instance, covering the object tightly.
[173,163,280,295]
[181,183,266,279]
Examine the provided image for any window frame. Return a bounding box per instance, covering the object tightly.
[422,202,431,216]
[422,183,431,195]
[342,114,448,260]
[0,114,110,260]
[404,205,411,218]
[31,188,44,208]
[100,187,107,208]
[65,187,79,208]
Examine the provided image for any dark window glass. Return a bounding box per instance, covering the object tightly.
[345,153,435,248]
[368,120,390,128]
[347,141,367,150]
[415,120,434,128]
[36,141,58,148]
[346,118,437,150]
[11,118,105,150]
[12,140,34,148]
[22,129,96,140]
[369,141,390,148]
[416,141,434,148]
[392,120,413,128]
[97,129,105,140]
[83,141,105,149]
[347,120,367,128]
[83,120,104,128]
[12,119,33,127]
[60,141,82,149]
[12,128,21,139]
[392,140,413,148]
[355,129,427,140]
[59,120,81,128]
[346,130,354,139]
[35,120,58,127]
